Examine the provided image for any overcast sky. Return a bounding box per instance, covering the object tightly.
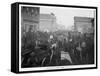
[40,6,95,29]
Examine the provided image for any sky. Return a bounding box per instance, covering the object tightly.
[40,6,95,29]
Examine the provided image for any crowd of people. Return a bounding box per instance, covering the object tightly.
[21,27,94,68]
